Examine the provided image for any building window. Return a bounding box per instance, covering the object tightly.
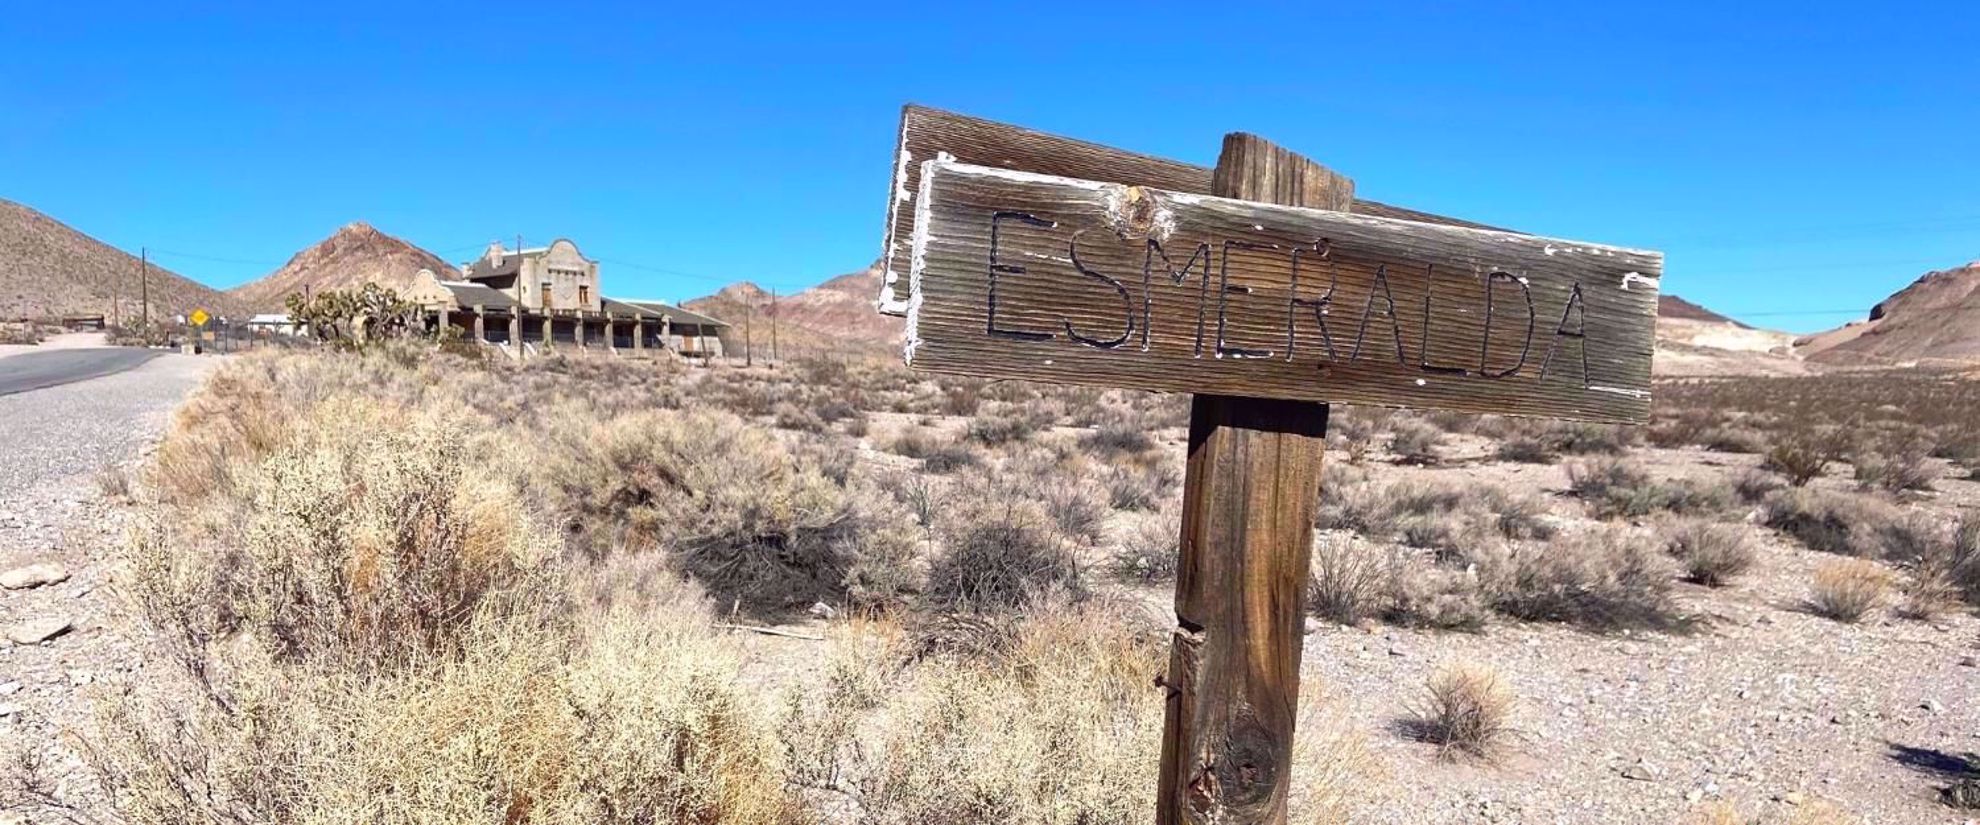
[578,284,590,305]
[540,282,552,309]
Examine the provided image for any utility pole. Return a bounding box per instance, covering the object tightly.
[514,235,525,363]
[139,247,150,329]
[744,300,754,367]
[769,287,779,366]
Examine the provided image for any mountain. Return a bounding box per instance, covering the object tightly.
[1799,261,1980,366]
[229,222,454,311]
[0,198,244,322]
[1653,293,1806,377]
[685,262,903,359]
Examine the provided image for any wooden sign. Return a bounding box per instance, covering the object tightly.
[877,105,1504,317]
[902,160,1661,423]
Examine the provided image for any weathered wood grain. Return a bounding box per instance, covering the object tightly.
[1157,134,1336,825]
[878,104,1509,315]
[904,160,1661,423]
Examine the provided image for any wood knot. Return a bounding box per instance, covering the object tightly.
[1109,185,1172,242]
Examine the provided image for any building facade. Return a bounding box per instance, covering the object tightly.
[403,239,727,357]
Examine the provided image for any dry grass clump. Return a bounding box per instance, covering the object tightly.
[1078,419,1157,457]
[1308,535,1390,624]
[1567,457,1733,519]
[1408,662,1516,760]
[1807,558,1894,622]
[1661,518,1758,586]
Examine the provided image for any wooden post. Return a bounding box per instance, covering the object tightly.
[1156,133,1352,825]
[634,317,645,352]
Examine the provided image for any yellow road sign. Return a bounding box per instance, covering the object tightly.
[189,308,210,327]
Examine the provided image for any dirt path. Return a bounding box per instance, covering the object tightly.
[0,354,215,814]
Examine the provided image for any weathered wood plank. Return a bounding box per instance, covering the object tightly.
[877,104,1509,315]
[1157,134,1337,825]
[905,160,1661,423]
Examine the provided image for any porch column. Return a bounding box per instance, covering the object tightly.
[660,315,672,352]
[509,312,521,348]
[575,312,587,349]
[634,318,645,352]
[542,313,553,350]
[473,304,486,342]
[604,311,616,352]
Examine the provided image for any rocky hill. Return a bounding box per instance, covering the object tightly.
[0,198,244,322]
[686,262,903,359]
[1799,261,1980,366]
[229,222,454,311]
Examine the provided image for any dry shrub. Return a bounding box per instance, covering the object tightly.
[1309,535,1390,624]
[1808,558,1893,622]
[1101,461,1179,511]
[1383,553,1494,630]
[1111,510,1179,583]
[925,498,1082,612]
[1567,458,1733,519]
[533,408,915,612]
[1734,467,1785,504]
[1897,566,1964,621]
[1493,527,1679,629]
[1662,518,1757,586]
[1078,420,1156,457]
[782,606,1373,825]
[1409,662,1516,760]
[1851,441,1940,493]
[1495,420,1635,463]
[771,402,827,433]
[125,400,558,673]
[1389,418,1445,465]
[94,602,807,825]
[1759,488,1903,559]
[1763,433,1837,487]
[1320,476,1553,552]
[967,402,1050,446]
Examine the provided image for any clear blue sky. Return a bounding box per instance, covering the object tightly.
[4,2,1976,332]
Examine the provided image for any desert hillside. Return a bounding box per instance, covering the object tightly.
[229,222,455,311]
[1653,294,1806,377]
[686,261,903,358]
[0,198,245,322]
[1799,261,1980,366]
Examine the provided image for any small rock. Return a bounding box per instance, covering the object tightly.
[1303,617,1323,635]
[1781,791,1806,806]
[1685,789,1703,803]
[1924,699,1945,714]
[0,681,18,695]
[1621,761,1660,782]
[806,602,836,620]
[1387,645,1407,658]
[67,670,93,687]
[1,809,27,825]
[0,562,69,590]
[5,617,73,645]
[1959,656,1978,668]
[0,702,18,717]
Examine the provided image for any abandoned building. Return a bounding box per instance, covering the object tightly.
[402,239,728,356]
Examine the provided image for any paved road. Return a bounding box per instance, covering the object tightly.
[0,347,163,397]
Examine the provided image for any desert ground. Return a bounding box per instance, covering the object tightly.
[1,344,1976,825]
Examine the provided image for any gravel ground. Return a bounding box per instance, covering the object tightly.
[0,353,215,816]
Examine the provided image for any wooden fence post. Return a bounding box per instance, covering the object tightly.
[1156,133,1352,825]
